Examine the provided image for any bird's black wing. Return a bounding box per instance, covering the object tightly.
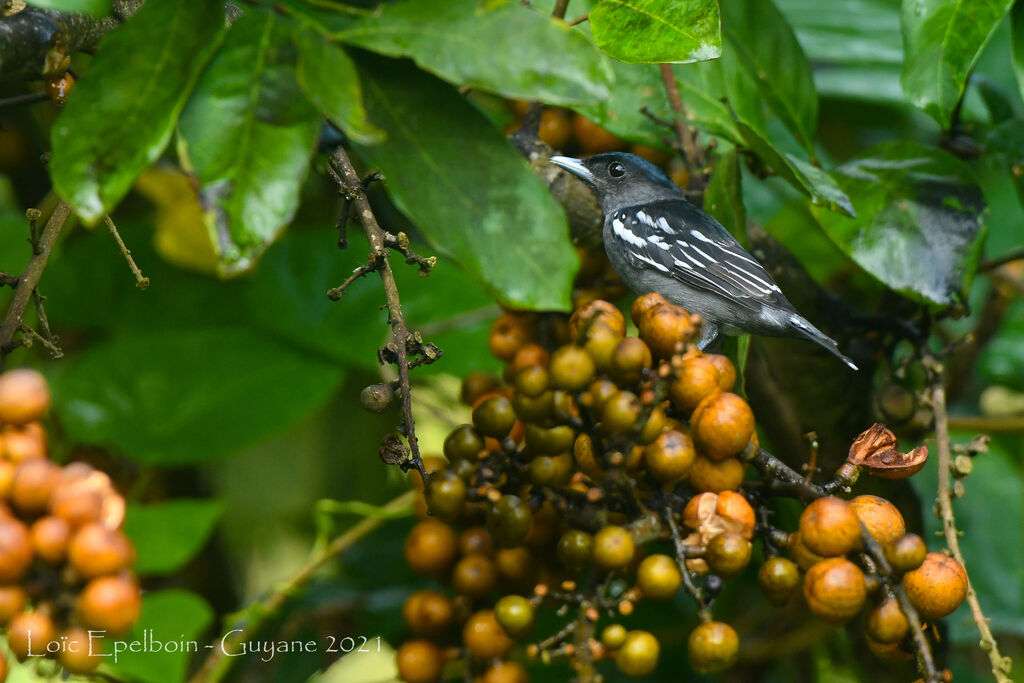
[608,199,792,314]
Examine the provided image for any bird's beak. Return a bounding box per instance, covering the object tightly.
[550,156,595,184]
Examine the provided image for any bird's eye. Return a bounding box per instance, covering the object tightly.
[608,162,626,178]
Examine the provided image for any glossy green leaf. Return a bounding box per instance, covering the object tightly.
[704,148,746,243]
[109,590,214,683]
[47,328,343,464]
[900,0,1014,127]
[330,0,612,106]
[177,8,321,275]
[589,0,721,64]
[25,0,110,15]
[123,500,224,575]
[49,0,225,222]
[736,121,855,216]
[812,141,986,305]
[293,26,383,145]
[350,58,577,311]
[721,0,818,150]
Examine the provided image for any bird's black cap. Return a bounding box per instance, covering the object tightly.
[550,152,681,212]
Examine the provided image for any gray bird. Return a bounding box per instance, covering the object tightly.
[550,152,857,371]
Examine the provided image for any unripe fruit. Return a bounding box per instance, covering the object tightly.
[11,458,59,514]
[487,495,532,548]
[758,557,801,606]
[524,424,575,455]
[601,390,640,434]
[570,300,626,340]
[691,392,755,461]
[688,455,745,493]
[803,558,867,623]
[849,495,906,546]
[360,383,393,413]
[69,523,134,578]
[443,424,484,462]
[513,390,555,423]
[688,621,739,673]
[799,497,862,557]
[453,554,497,599]
[58,626,103,674]
[426,471,466,520]
[704,354,736,392]
[902,552,968,620]
[463,609,513,660]
[602,623,628,650]
[461,372,500,406]
[866,596,909,644]
[706,531,752,578]
[482,661,528,683]
[637,304,696,359]
[643,430,695,483]
[494,594,535,638]
[30,515,70,564]
[396,639,444,683]
[405,519,458,576]
[866,635,914,662]
[403,590,453,636]
[616,630,660,677]
[593,526,635,571]
[8,611,56,660]
[495,546,536,587]
[583,324,623,372]
[511,343,549,374]
[548,345,596,393]
[886,533,927,574]
[528,452,574,487]
[0,369,51,425]
[669,357,720,414]
[630,293,668,326]
[637,554,681,599]
[573,433,604,481]
[459,527,495,557]
[0,517,32,582]
[637,404,668,445]
[0,585,26,624]
[610,337,652,385]
[557,529,593,570]
[77,574,141,634]
[473,396,516,439]
[514,364,548,397]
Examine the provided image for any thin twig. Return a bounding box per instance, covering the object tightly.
[567,12,588,26]
[103,215,149,289]
[188,490,415,683]
[0,91,49,110]
[663,503,711,618]
[924,354,1013,682]
[0,200,71,366]
[946,414,1024,432]
[17,324,62,359]
[326,147,435,483]
[978,248,1024,272]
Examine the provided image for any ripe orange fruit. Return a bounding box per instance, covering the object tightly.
[572,114,626,154]
[0,369,51,426]
[636,304,695,359]
[396,639,444,683]
[803,558,867,623]
[849,495,906,546]
[798,497,862,557]
[690,393,755,461]
[902,552,968,619]
[77,574,142,634]
[463,609,513,659]
[669,356,721,414]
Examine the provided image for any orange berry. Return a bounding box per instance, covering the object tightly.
[849,495,906,546]
[637,303,696,359]
[691,392,755,461]
[0,585,26,624]
[688,455,745,493]
[10,458,59,514]
[704,354,736,392]
[902,552,968,619]
[396,639,445,683]
[630,293,668,326]
[643,430,695,483]
[58,626,103,674]
[77,574,142,634]
[1,423,47,462]
[404,519,458,577]
[463,610,513,660]
[798,497,862,557]
[68,523,135,578]
[629,144,672,165]
[803,558,867,623]
[489,313,535,362]
[539,108,572,150]
[572,114,626,153]
[0,517,32,582]
[569,299,626,341]
[8,611,56,660]
[866,595,909,643]
[0,369,51,426]
[482,661,528,683]
[403,590,453,636]
[30,515,70,564]
[669,356,721,414]
[787,531,827,571]
[715,491,756,539]
[453,554,497,599]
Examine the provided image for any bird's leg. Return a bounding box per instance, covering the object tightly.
[696,321,719,351]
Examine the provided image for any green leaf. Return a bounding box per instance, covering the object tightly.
[703,148,746,243]
[293,26,384,145]
[47,328,343,465]
[330,0,612,106]
[108,590,214,683]
[984,119,1024,205]
[812,141,987,305]
[123,500,224,576]
[736,121,855,216]
[900,0,1014,127]
[49,0,225,222]
[1012,2,1024,111]
[25,0,110,15]
[177,8,321,275]
[721,0,818,150]
[350,57,578,311]
[589,0,721,64]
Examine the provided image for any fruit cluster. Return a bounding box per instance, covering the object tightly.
[391,293,965,682]
[0,369,141,679]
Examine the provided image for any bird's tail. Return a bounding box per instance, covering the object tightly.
[787,314,859,371]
